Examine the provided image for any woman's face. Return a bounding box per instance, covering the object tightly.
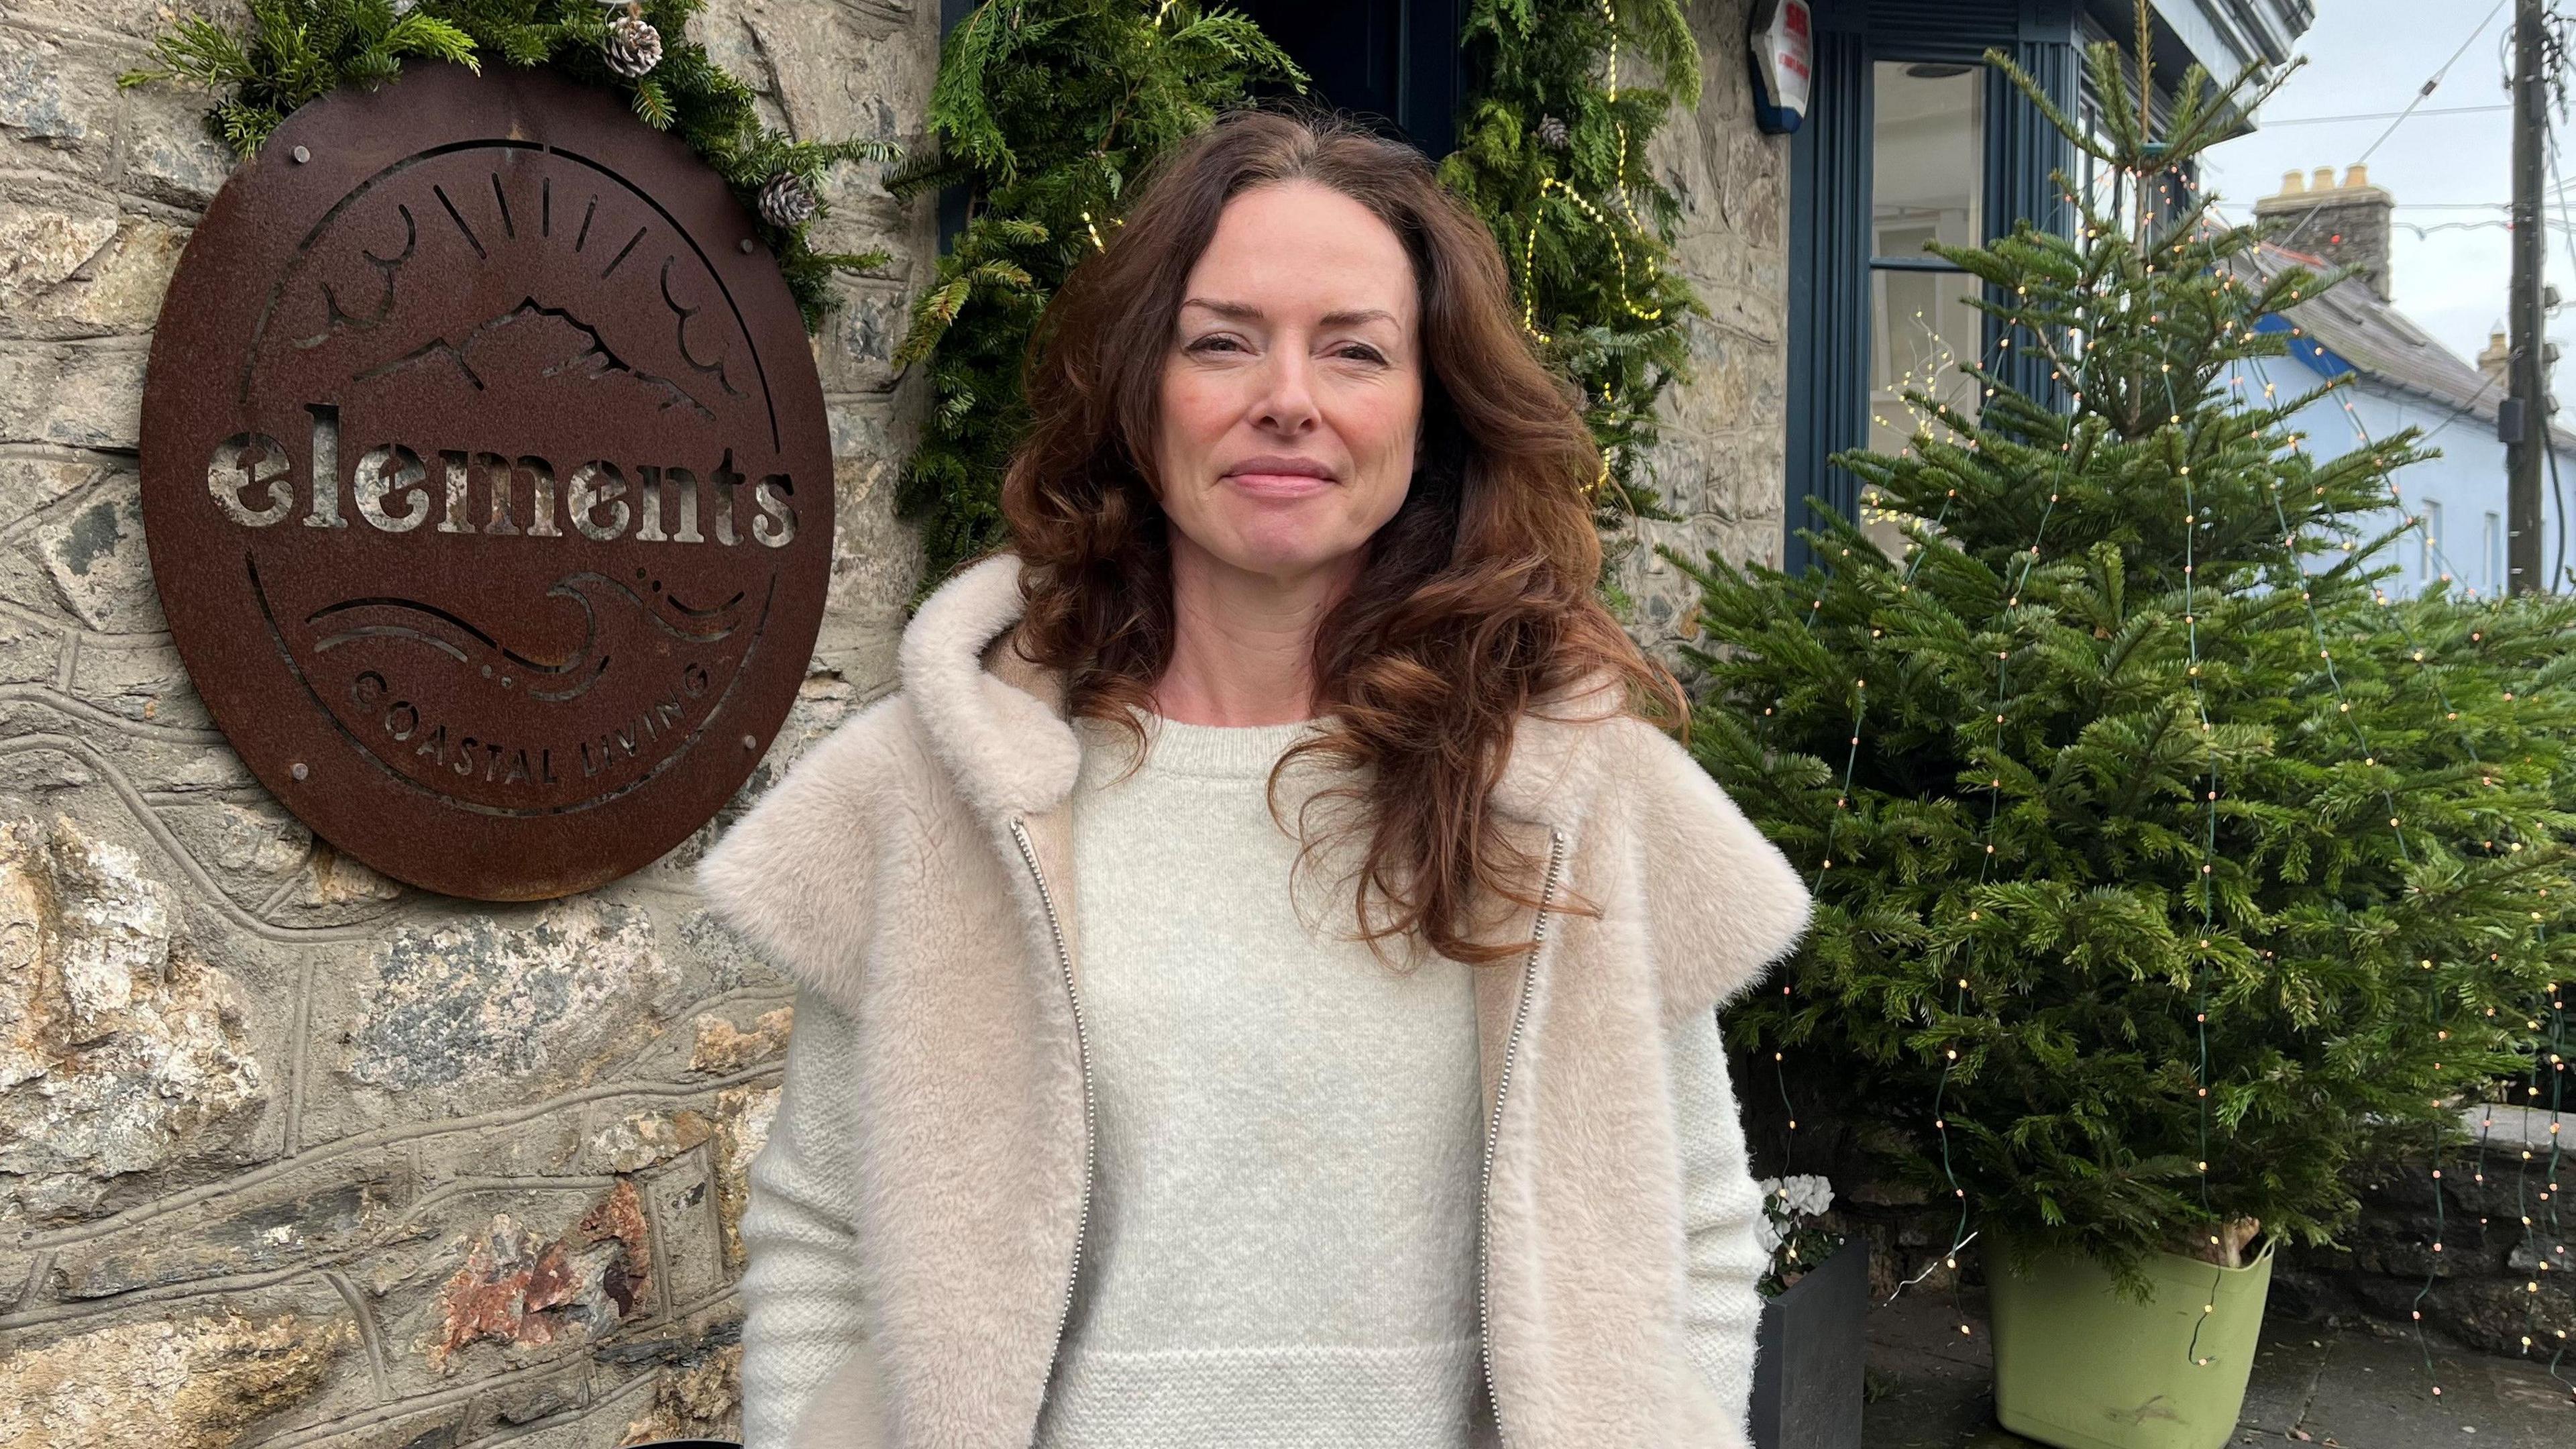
[1153,180,1424,584]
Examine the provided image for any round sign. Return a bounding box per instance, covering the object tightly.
[142,63,834,901]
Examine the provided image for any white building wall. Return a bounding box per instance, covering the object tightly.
[2271,366,2573,600]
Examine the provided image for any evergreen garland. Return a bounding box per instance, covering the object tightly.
[884,0,1304,593]
[121,0,898,328]
[1440,0,1707,574]
[1670,36,2576,1302]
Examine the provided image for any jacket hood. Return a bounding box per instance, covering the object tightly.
[899,550,1627,829]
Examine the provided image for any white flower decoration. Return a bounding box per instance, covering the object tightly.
[1780,1173,1835,1217]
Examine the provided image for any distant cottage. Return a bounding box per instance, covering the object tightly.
[2247,165,2575,598]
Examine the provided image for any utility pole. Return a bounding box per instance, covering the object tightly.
[2506,0,2548,592]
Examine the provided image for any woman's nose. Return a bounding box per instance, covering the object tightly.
[1252,347,1318,433]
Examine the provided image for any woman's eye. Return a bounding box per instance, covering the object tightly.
[1338,345,1387,364]
[1187,335,1243,354]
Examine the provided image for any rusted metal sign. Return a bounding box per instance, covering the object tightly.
[142,63,834,901]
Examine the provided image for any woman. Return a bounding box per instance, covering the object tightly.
[699,108,1811,1449]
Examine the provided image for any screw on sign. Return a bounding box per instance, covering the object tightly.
[140,62,833,901]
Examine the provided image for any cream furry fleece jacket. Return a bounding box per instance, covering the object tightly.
[696,551,1815,1448]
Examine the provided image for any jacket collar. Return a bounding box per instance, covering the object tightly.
[900,552,1623,830]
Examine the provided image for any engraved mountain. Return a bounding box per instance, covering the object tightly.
[350,296,720,423]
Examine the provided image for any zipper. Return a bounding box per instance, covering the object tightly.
[1010,816,1096,1446]
[1478,825,1566,1449]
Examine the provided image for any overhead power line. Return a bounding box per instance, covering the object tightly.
[2351,0,2514,168]
[2259,103,2512,126]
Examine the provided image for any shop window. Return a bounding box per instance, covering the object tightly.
[1862,61,1986,559]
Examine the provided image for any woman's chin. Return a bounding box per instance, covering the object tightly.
[1208,531,1367,581]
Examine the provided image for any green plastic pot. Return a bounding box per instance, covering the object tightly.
[1985,1226,2277,1449]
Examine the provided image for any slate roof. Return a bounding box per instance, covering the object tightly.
[2239,240,2576,452]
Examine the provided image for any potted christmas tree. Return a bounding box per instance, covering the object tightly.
[1670,19,2576,1449]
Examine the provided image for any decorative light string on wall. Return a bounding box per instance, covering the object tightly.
[1514,0,1668,345]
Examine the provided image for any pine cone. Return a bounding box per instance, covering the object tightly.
[1536,114,1570,150]
[759,172,817,229]
[604,15,662,79]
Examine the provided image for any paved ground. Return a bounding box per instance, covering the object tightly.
[1862,1283,2576,1448]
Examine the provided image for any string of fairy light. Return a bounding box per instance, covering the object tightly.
[1756,245,2065,1342]
[1508,0,1674,501]
[2242,340,2569,1395]
[2236,337,2573,1391]
[2151,154,2576,1395]
[1849,144,2565,1383]
[2186,158,2573,1386]
[1515,0,1668,343]
[2042,164,2237,1360]
[2147,185,2437,1377]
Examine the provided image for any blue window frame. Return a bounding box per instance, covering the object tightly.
[1785,0,2078,574]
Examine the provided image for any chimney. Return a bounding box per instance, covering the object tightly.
[2254,162,2396,302]
[2476,327,2511,388]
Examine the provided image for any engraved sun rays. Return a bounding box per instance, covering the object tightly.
[300,166,748,410]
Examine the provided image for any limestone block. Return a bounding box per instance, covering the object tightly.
[0,25,120,184]
[0,814,272,1226]
[0,451,109,523]
[0,200,186,339]
[429,1179,653,1368]
[117,80,237,212]
[60,627,212,728]
[617,1340,743,1444]
[813,276,905,396]
[40,473,166,633]
[692,0,924,148]
[366,1178,655,1387]
[264,842,408,928]
[341,898,684,1101]
[2423,1274,2576,1355]
[458,1365,594,1441]
[0,1304,355,1449]
[0,184,120,319]
[585,1105,716,1174]
[638,1143,727,1309]
[0,339,147,450]
[44,1146,409,1298]
[688,1003,793,1074]
[2508,1232,2571,1277]
[710,1079,777,1271]
[0,604,61,688]
[1,0,245,43]
[677,906,776,994]
[144,794,312,912]
[828,416,928,612]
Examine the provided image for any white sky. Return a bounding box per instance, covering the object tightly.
[2198,0,2570,400]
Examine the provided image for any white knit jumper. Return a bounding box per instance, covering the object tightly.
[735,709,1770,1448]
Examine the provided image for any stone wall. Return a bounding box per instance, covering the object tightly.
[2265,1108,2575,1356]
[0,0,930,1442]
[1619,0,1792,651]
[0,1,1788,1442]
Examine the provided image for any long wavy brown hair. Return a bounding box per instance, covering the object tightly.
[991,106,1685,966]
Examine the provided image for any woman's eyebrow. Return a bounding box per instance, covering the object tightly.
[1179,297,1399,329]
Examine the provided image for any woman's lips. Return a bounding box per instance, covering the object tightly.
[1223,471,1336,499]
